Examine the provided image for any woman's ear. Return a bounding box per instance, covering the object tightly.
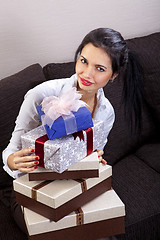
[110,73,118,82]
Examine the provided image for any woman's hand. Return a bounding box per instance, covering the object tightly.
[97,149,107,165]
[7,148,39,173]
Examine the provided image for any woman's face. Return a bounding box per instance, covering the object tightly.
[76,43,116,94]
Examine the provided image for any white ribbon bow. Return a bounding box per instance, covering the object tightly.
[41,87,86,128]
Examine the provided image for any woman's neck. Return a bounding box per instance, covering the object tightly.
[79,89,97,117]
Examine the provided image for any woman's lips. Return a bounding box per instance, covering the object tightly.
[80,77,93,86]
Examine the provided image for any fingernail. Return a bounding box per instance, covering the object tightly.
[35,156,40,160]
[34,166,38,169]
[31,149,35,153]
[34,161,39,165]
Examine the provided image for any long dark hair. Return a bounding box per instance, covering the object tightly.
[75,28,144,131]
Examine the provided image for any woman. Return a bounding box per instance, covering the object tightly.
[2,28,143,233]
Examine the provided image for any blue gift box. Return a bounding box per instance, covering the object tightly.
[36,105,93,140]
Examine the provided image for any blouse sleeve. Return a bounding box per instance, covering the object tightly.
[93,89,115,151]
[100,105,115,150]
[2,78,66,178]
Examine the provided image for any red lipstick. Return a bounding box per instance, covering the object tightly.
[80,77,93,86]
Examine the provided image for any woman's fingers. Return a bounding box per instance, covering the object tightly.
[97,149,104,157]
[97,149,107,165]
[14,155,40,171]
[101,159,107,165]
[13,148,35,157]
[13,154,39,164]
[15,159,39,169]
[18,165,38,173]
[7,148,40,171]
[99,157,107,165]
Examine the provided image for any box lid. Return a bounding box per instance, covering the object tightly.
[30,151,99,173]
[14,164,112,209]
[24,189,125,236]
[28,152,100,180]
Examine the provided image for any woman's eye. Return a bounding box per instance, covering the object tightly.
[81,58,87,64]
[97,67,105,72]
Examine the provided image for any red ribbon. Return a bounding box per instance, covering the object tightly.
[73,128,93,156]
[85,128,93,155]
[73,131,84,141]
[35,128,93,168]
[35,134,49,168]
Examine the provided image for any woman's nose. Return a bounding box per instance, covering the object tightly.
[83,66,93,78]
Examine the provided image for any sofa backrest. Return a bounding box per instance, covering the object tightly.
[0,64,46,167]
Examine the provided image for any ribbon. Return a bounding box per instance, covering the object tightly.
[32,180,53,200]
[63,114,78,135]
[73,131,84,141]
[75,179,87,192]
[85,128,93,156]
[35,134,49,168]
[41,87,86,128]
[73,128,93,156]
[75,208,84,225]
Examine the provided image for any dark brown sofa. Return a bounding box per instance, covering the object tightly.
[0,32,160,240]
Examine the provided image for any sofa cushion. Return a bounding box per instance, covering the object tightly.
[0,63,46,178]
[112,155,160,240]
[135,143,160,174]
[43,62,75,80]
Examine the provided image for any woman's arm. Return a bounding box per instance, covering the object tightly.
[3,77,68,178]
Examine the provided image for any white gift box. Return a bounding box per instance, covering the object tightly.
[21,120,105,173]
[28,152,100,181]
[14,164,112,221]
[24,190,125,240]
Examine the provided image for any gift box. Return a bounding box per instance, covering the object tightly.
[37,105,93,140]
[28,152,99,181]
[37,88,93,140]
[23,190,125,240]
[21,120,105,173]
[13,164,112,222]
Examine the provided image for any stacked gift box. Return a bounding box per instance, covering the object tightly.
[14,159,125,239]
[13,92,125,239]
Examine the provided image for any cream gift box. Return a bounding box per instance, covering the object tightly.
[14,164,112,222]
[28,152,99,181]
[23,190,125,240]
[21,120,105,173]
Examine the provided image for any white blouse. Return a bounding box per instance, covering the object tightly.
[2,74,115,178]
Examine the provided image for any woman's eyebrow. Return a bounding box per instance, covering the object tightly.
[80,54,87,60]
[95,64,107,69]
[80,54,108,69]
